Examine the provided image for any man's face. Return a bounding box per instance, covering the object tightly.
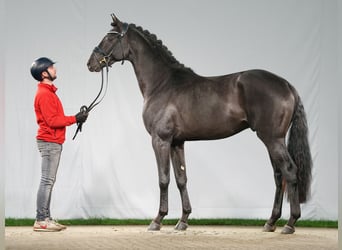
[47,65,57,80]
[42,65,57,81]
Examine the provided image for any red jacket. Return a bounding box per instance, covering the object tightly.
[34,83,76,144]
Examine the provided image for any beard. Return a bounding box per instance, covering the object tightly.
[47,71,57,81]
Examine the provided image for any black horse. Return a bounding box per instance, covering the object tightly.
[87,14,312,234]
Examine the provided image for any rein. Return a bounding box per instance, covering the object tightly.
[72,65,109,140]
[72,23,129,140]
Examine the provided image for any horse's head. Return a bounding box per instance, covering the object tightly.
[87,14,129,72]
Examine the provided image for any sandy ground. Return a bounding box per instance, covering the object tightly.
[5,225,338,250]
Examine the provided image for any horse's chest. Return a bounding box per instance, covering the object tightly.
[142,100,169,132]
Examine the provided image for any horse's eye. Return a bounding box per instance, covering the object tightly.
[105,35,113,41]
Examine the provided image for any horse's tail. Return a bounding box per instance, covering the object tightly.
[287,88,312,203]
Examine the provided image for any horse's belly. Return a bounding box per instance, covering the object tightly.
[178,116,248,141]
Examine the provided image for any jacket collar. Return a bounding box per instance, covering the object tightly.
[38,82,58,93]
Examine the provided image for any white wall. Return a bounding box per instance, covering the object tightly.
[338,0,342,247]
[1,0,5,248]
[4,0,338,221]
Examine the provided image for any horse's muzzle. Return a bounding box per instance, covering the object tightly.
[87,61,101,72]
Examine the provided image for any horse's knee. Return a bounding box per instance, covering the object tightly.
[176,177,187,190]
[159,178,170,189]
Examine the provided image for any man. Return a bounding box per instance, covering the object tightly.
[30,57,88,232]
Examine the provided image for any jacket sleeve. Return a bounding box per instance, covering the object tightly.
[39,94,77,128]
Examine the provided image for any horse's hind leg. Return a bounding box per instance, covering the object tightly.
[262,138,300,234]
[263,163,284,232]
[171,142,192,230]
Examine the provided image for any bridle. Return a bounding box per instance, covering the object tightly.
[93,23,129,66]
[72,23,129,140]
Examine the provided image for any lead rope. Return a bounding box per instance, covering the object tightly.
[72,64,109,140]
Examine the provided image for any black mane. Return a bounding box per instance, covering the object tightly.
[130,24,193,73]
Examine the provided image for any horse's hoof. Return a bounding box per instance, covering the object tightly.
[175,221,188,231]
[281,224,295,234]
[148,221,161,231]
[262,222,276,232]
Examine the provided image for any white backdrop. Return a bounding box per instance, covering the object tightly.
[1,0,5,248]
[338,0,342,246]
[4,0,338,221]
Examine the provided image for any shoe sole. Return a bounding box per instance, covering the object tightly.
[33,227,62,232]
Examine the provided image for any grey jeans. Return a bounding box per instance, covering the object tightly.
[36,140,62,221]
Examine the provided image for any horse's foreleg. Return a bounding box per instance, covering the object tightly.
[171,143,192,231]
[148,135,171,231]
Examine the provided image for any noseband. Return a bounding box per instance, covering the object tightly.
[93,23,129,66]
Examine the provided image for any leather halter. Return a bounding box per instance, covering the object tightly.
[93,22,129,66]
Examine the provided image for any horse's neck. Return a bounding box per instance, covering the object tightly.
[128,31,171,98]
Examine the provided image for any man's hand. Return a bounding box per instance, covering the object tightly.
[75,111,88,123]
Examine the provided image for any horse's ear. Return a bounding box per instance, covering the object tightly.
[111,13,120,26]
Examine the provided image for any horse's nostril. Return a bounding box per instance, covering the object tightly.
[87,64,94,72]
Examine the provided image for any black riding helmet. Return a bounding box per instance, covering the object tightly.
[30,57,56,81]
